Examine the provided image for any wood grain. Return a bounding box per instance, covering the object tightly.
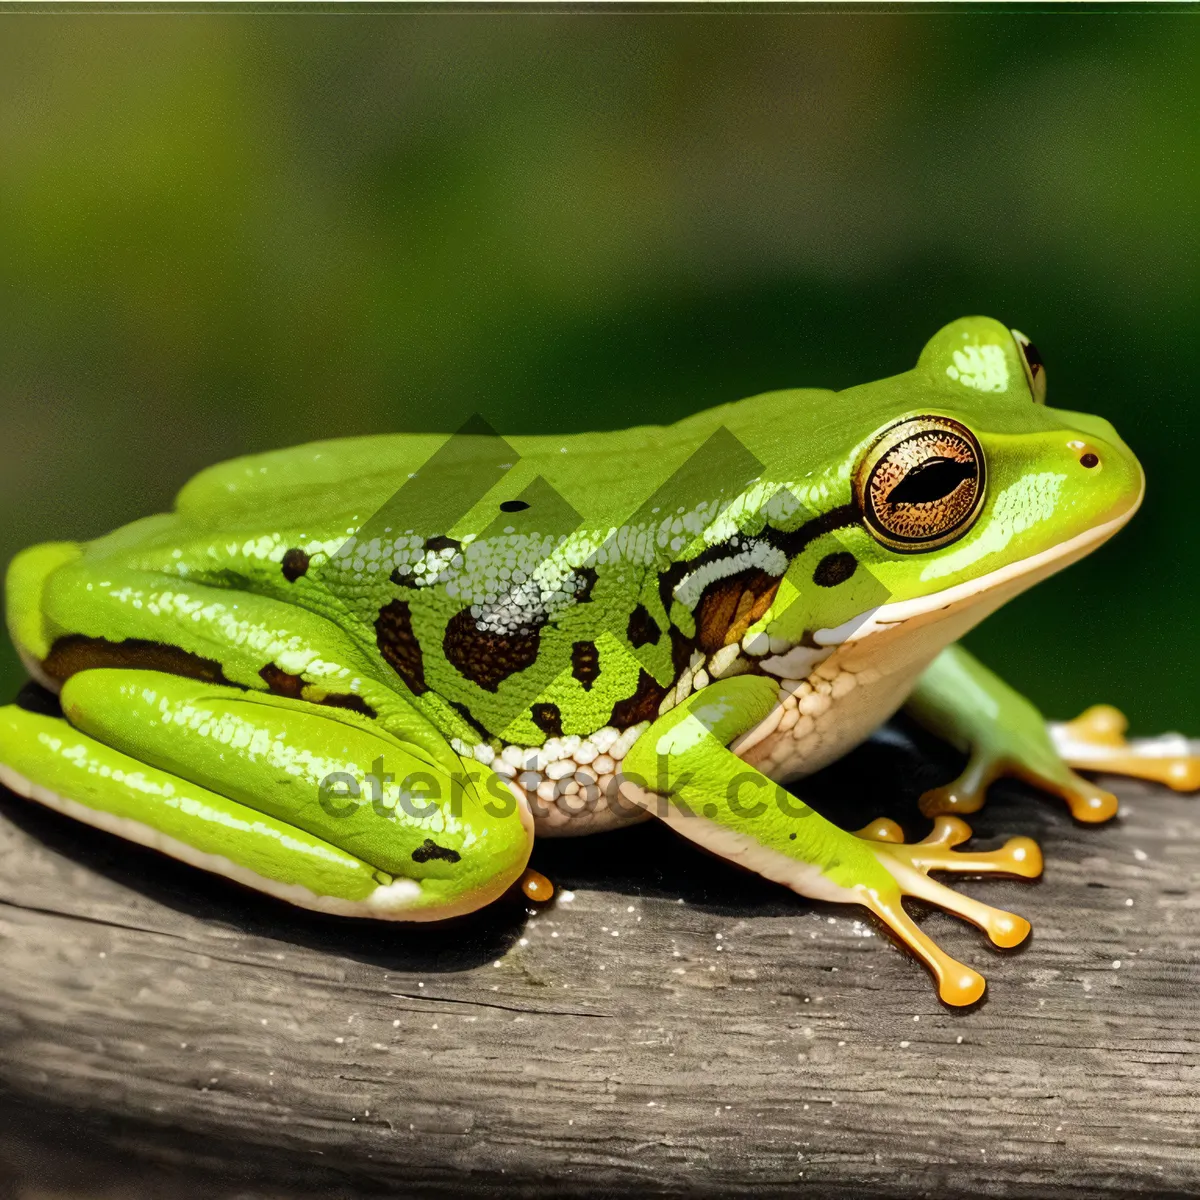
[0,720,1196,1199]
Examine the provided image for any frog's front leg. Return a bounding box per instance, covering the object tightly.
[906,645,1200,824]
[0,670,533,919]
[620,676,1041,1005]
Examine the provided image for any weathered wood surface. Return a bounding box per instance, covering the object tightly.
[0,721,1197,1199]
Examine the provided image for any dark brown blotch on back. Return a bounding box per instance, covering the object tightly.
[571,640,601,690]
[411,838,461,864]
[280,548,310,583]
[530,702,563,738]
[424,536,461,555]
[444,608,541,693]
[42,635,236,687]
[813,551,857,588]
[319,692,377,718]
[626,604,661,649]
[608,668,670,728]
[375,599,428,695]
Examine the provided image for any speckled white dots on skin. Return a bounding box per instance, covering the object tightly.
[945,342,1009,393]
[921,472,1066,582]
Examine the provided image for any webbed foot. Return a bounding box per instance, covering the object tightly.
[918,741,1120,824]
[854,815,1042,1006]
[1049,705,1200,792]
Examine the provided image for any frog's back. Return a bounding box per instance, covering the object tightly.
[175,389,834,536]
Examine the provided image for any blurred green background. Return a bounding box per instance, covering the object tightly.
[0,11,1196,732]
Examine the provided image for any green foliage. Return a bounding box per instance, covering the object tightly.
[1,12,1196,729]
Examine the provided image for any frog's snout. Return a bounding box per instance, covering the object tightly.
[1048,408,1145,521]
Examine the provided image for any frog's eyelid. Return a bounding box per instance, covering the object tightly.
[1010,328,1047,405]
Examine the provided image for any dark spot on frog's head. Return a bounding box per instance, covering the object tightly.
[411,838,461,864]
[424,536,461,555]
[813,551,857,589]
[530,702,563,738]
[281,548,310,583]
[500,500,530,513]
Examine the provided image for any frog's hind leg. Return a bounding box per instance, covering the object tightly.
[1049,705,1200,792]
[0,698,393,916]
[0,668,533,920]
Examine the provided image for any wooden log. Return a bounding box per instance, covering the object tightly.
[0,721,1196,1198]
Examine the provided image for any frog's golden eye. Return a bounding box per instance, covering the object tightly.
[1010,329,1047,404]
[855,417,986,552]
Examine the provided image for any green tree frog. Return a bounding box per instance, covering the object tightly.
[3,316,1196,1004]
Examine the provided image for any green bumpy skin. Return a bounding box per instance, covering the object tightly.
[4,315,1189,1004]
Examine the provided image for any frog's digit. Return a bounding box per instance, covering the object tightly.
[519,868,555,903]
[619,676,1041,1005]
[1049,705,1200,792]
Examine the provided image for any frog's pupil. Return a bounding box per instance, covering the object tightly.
[886,456,976,506]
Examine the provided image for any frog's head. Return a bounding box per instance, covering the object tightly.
[767,316,1143,649]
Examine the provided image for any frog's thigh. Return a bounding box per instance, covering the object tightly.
[1,670,533,920]
[0,701,392,915]
[620,676,1042,1006]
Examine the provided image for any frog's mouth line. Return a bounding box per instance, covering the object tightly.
[812,487,1142,647]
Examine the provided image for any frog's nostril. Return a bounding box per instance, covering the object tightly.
[1080,452,1100,469]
